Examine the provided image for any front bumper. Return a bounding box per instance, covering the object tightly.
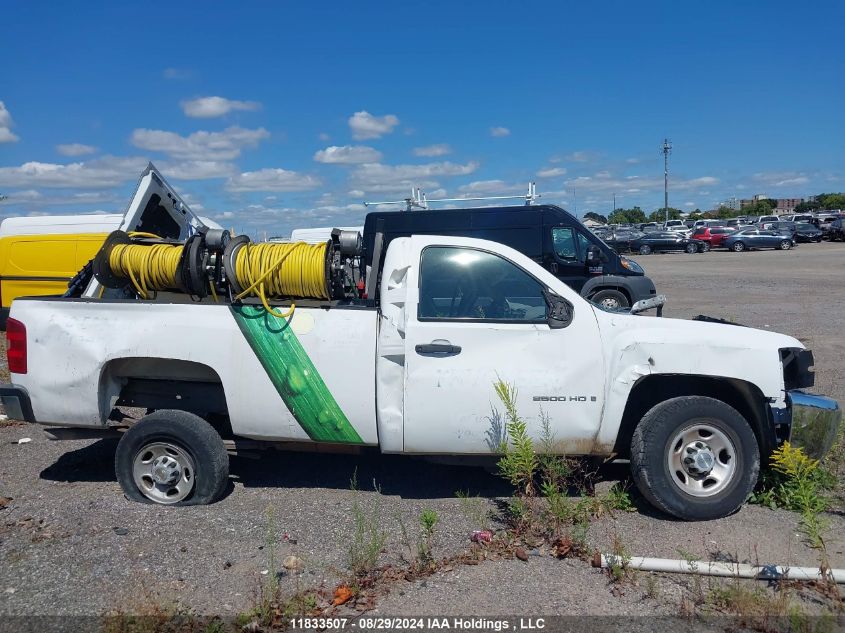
[0,384,36,423]
[772,390,842,459]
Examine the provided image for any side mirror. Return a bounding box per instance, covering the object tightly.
[586,245,608,263]
[543,289,574,329]
[630,294,667,317]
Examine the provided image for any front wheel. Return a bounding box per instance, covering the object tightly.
[590,289,629,310]
[731,241,746,252]
[779,240,792,250]
[115,410,229,505]
[685,243,697,254]
[638,245,652,255]
[700,242,711,252]
[630,396,759,520]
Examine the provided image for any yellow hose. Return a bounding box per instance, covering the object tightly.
[109,240,183,299]
[107,236,329,317]
[233,241,329,318]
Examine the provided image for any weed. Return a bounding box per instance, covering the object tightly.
[606,532,632,583]
[347,474,387,578]
[643,574,660,600]
[678,548,705,604]
[600,483,635,513]
[494,379,537,496]
[753,442,837,589]
[416,509,439,566]
[455,490,491,529]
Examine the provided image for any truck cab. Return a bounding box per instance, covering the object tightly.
[363,205,656,310]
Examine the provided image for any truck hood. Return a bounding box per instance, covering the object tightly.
[595,309,803,353]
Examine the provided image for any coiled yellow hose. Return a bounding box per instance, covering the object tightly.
[110,238,183,299]
[107,235,329,318]
[233,241,329,318]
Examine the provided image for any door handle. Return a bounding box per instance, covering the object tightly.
[415,342,462,355]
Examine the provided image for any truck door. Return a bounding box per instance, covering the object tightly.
[401,235,605,454]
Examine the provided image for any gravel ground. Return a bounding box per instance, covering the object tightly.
[1,242,844,625]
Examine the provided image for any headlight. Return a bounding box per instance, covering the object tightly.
[620,257,643,273]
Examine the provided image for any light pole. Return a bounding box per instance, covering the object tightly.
[662,139,672,225]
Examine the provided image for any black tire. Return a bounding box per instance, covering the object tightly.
[700,242,711,253]
[779,240,792,250]
[731,241,745,252]
[630,396,759,521]
[638,245,652,255]
[685,243,697,254]
[115,410,229,506]
[590,289,629,310]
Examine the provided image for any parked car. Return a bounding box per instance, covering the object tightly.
[692,226,736,248]
[663,220,685,230]
[692,219,727,231]
[722,228,796,252]
[781,214,814,223]
[753,215,780,225]
[828,219,845,242]
[600,229,644,253]
[759,221,797,236]
[813,214,842,237]
[794,223,823,243]
[630,231,707,255]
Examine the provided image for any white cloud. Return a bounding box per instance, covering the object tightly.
[350,161,480,190]
[537,167,567,178]
[130,126,270,160]
[313,145,383,164]
[159,160,237,180]
[752,171,811,188]
[458,180,526,195]
[0,156,147,189]
[348,111,400,140]
[319,132,331,141]
[348,189,365,198]
[181,96,262,118]
[225,168,321,192]
[565,151,597,162]
[490,126,510,137]
[0,102,19,143]
[413,144,452,157]
[56,143,97,156]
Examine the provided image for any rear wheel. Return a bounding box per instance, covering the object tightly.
[731,241,746,252]
[115,410,229,506]
[779,240,792,250]
[700,242,711,252]
[638,245,652,255]
[590,289,629,310]
[630,396,759,520]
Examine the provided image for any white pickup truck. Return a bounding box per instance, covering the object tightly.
[0,166,840,520]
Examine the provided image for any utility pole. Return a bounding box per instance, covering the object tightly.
[613,193,616,213]
[662,138,672,225]
[572,188,577,216]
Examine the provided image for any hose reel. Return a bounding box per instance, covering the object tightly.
[92,227,362,309]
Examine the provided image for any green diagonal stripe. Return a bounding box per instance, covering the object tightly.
[231,305,363,444]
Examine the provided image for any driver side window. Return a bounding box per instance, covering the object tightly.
[418,246,548,322]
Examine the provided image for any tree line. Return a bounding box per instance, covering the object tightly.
[594,192,845,226]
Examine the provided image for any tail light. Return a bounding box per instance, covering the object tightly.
[6,318,26,374]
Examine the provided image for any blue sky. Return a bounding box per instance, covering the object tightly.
[1,1,843,235]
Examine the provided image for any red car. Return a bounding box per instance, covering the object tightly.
[692,226,736,248]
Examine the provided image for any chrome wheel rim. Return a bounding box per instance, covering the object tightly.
[132,441,196,504]
[598,296,621,309]
[781,241,790,249]
[667,422,737,498]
